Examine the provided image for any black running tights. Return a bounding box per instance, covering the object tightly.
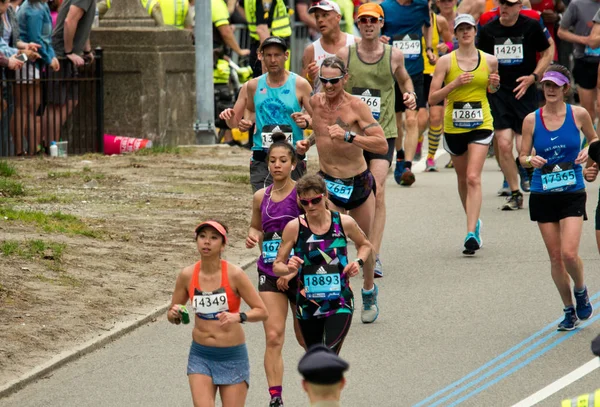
[298,312,353,355]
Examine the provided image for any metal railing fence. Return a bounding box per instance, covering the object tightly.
[0,48,104,157]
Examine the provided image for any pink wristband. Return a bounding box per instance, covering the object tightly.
[445,41,454,52]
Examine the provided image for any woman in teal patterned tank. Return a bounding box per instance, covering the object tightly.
[273,174,374,354]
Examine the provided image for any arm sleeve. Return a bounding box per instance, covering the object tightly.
[212,0,231,27]
[559,2,576,29]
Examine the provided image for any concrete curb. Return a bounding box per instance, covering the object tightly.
[0,256,258,399]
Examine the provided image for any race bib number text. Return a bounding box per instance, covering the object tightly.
[494,37,524,65]
[452,102,484,129]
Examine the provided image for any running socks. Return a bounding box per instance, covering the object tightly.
[269,386,282,399]
[397,149,405,161]
[427,125,442,159]
[405,161,412,170]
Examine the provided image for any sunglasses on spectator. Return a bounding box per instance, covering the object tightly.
[312,1,330,5]
[299,194,325,206]
[319,75,344,85]
[358,16,382,24]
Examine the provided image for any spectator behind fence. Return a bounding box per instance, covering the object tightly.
[0,0,41,156]
[49,0,95,147]
[0,50,22,157]
[17,0,59,154]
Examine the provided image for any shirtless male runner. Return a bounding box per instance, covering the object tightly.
[296,56,388,324]
[336,2,417,277]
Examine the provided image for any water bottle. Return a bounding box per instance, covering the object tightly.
[49,141,58,157]
[93,6,99,28]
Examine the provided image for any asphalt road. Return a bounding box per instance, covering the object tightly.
[3,152,600,407]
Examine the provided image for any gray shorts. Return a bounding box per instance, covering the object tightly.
[249,154,307,192]
[187,341,250,386]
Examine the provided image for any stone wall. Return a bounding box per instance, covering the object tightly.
[90,0,198,145]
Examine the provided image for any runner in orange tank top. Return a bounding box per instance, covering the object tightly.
[167,220,268,407]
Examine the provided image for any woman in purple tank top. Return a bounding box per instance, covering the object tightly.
[246,133,305,407]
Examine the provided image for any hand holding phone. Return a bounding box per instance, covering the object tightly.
[15,53,27,63]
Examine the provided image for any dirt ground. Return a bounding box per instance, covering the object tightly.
[0,146,262,387]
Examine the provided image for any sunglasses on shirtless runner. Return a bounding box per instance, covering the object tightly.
[358,16,382,24]
[319,75,344,85]
[299,194,325,206]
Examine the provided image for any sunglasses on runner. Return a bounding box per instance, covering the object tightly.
[499,0,520,6]
[358,16,382,24]
[319,75,344,85]
[299,194,325,206]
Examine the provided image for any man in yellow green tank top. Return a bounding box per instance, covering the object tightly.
[336,2,416,277]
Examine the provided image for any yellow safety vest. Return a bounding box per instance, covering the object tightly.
[106,0,111,8]
[214,59,231,84]
[158,0,189,29]
[141,0,158,16]
[244,0,291,41]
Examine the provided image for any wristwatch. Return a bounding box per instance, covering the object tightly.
[532,73,539,82]
[354,258,364,268]
[239,312,247,324]
[344,131,356,143]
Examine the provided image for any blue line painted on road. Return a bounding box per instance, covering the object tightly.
[413,291,600,407]
[447,312,600,406]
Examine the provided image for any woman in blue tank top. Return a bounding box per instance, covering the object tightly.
[246,133,305,406]
[519,65,598,331]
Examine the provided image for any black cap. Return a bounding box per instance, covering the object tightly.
[589,140,600,165]
[592,333,600,356]
[260,36,288,52]
[298,344,349,384]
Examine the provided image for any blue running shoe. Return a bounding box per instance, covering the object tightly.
[557,306,578,331]
[374,255,383,278]
[463,232,481,255]
[574,287,593,320]
[518,163,531,192]
[475,219,483,248]
[361,284,379,323]
[394,160,405,185]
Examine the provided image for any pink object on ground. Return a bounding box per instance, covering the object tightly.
[104,134,153,155]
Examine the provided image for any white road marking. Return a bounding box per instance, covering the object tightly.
[511,357,600,407]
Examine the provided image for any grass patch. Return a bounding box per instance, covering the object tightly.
[83,172,105,182]
[220,174,250,184]
[82,166,92,173]
[35,194,74,204]
[0,160,16,177]
[1,240,20,256]
[0,178,25,196]
[2,239,66,272]
[134,145,180,156]
[0,208,101,238]
[48,171,73,179]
